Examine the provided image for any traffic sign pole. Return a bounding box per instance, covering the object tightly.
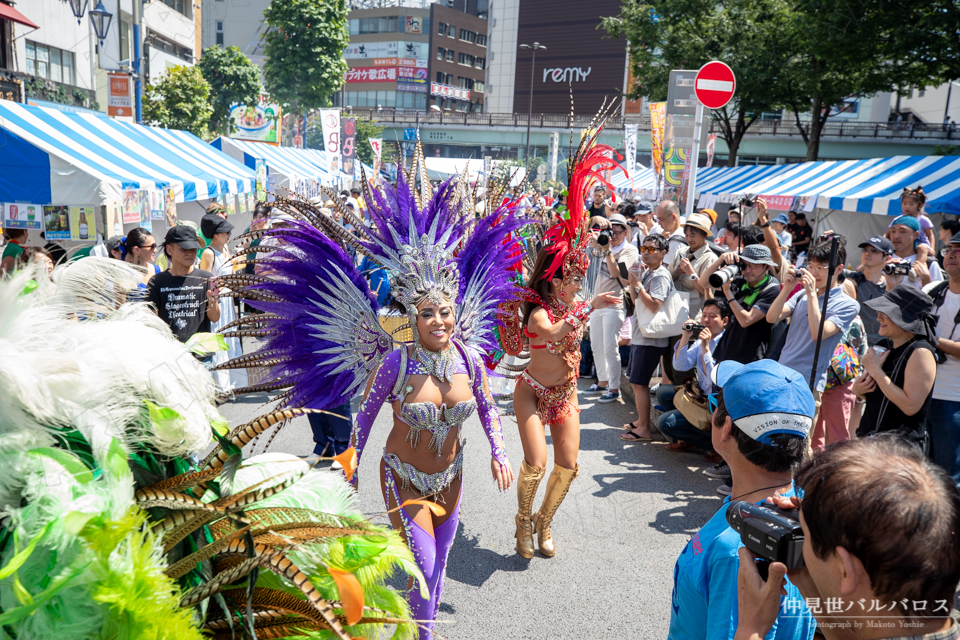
[686,101,704,217]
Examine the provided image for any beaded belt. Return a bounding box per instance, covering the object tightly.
[382,449,464,500]
[517,371,578,426]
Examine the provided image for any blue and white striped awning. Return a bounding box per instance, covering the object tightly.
[0,100,255,205]
[213,137,334,186]
[610,164,657,194]
[693,156,960,216]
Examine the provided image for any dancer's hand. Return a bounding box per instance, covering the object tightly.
[492,458,514,492]
[590,292,621,310]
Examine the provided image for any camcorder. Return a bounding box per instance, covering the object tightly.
[596,230,613,246]
[726,501,805,580]
[883,261,911,276]
[684,322,706,341]
[709,263,741,288]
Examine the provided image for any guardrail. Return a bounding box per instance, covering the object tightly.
[347,108,960,141]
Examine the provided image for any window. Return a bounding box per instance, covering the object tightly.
[473,102,483,112]
[458,52,474,66]
[447,25,455,37]
[474,81,484,93]
[445,73,454,84]
[476,34,487,47]
[162,0,188,16]
[436,71,444,83]
[474,57,485,70]
[24,41,76,85]
[349,19,359,35]
[436,47,445,60]
[459,29,476,43]
[456,101,468,112]
[445,50,454,62]
[457,76,473,90]
[438,21,446,35]
[215,21,224,46]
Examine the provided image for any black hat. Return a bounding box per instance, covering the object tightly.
[858,235,894,255]
[864,284,939,342]
[201,213,234,239]
[163,225,201,250]
[949,231,960,245]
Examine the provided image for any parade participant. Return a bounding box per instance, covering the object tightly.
[218,163,526,640]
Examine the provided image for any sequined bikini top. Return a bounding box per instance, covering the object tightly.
[519,292,588,371]
[398,399,477,458]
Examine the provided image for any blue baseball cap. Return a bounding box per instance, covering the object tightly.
[772,213,790,225]
[710,360,815,444]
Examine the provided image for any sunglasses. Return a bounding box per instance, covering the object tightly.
[640,246,663,254]
[139,243,157,251]
[708,393,719,413]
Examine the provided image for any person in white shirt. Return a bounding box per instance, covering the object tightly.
[655,298,729,454]
[655,200,685,269]
[924,231,960,486]
[771,212,793,249]
[888,214,943,288]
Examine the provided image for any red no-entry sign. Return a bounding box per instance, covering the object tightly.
[695,61,736,109]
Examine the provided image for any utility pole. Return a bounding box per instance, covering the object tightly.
[133,0,142,123]
[519,42,545,161]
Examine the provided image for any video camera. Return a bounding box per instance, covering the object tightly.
[739,193,757,208]
[726,501,805,580]
[883,261,911,276]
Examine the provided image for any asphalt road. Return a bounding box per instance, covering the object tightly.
[219,379,725,640]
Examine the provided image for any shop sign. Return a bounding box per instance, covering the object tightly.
[430,83,470,101]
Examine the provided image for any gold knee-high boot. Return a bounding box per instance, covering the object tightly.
[533,463,579,558]
[515,460,546,559]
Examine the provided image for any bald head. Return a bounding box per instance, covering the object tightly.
[657,200,681,233]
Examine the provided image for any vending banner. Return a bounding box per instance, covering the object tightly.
[2,203,42,230]
[319,109,341,174]
[705,134,717,168]
[663,114,696,211]
[122,189,141,224]
[624,124,638,189]
[341,118,357,177]
[69,205,95,241]
[548,133,559,182]
[649,102,666,179]
[43,205,71,241]
[255,159,267,201]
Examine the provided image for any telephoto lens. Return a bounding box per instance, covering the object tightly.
[709,264,740,288]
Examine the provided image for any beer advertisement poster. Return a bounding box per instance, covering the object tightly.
[43,205,70,241]
[106,200,123,237]
[69,206,95,241]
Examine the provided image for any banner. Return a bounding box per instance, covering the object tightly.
[68,205,95,241]
[122,189,140,224]
[107,73,132,117]
[138,189,151,232]
[255,159,267,201]
[341,118,357,177]
[43,205,70,240]
[624,124,638,188]
[369,138,383,177]
[229,99,281,145]
[548,132,559,182]
[2,203,42,230]
[319,110,341,174]
[649,102,666,180]
[758,194,795,211]
[405,16,422,33]
[164,188,177,226]
[662,114,696,212]
[346,67,398,83]
[149,189,165,221]
[105,201,123,237]
[705,134,717,168]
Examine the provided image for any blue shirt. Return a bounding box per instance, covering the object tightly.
[778,287,859,392]
[669,489,816,640]
[673,330,723,395]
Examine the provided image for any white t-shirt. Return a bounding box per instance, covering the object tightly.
[924,283,960,401]
[899,253,943,288]
[663,230,686,270]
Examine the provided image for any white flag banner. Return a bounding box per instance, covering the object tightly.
[705,134,717,168]
[624,124,638,190]
[319,109,341,174]
[369,138,383,177]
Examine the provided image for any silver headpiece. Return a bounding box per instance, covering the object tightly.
[387,231,460,308]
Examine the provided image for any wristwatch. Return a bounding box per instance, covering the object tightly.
[760,222,771,228]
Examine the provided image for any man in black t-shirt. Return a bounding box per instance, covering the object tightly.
[850,236,894,345]
[787,212,812,256]
[146,226,220,343]
[699,244,781,365]
[588,186,608,218]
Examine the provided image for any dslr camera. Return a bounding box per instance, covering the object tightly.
[726,501,805,579]
[596,229,613,246]
[709,262,741,288]
[739,193,757,208]
[883,261,911,276]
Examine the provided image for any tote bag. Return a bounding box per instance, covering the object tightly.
[635,289,690,339]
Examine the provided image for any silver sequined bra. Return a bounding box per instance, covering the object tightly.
[397,399,477,458]
[382,449,464,498]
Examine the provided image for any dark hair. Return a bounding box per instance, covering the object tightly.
[643,233,669,251]
[121,227,153,260]
[741,224,765,247]
[940,218,960,235]
[807,237,847,269]
[712,390,808,473]
[796,436,960,618]
[5,228,28,241]
[684,224,708,239]
[621,203,637,218]
[900,185,926,206]
[702,297,731,320]
[522,249,562,327]
[724,220,740,236]
[254,203,272,218]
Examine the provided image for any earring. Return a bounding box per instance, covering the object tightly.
[560,291,566,297]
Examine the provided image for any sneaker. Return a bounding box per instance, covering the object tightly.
[584,383,607,393]
[597,390,621,403]
[703,461,730,479]
[716,483,732,497]
[649,383,661,394]
[331,460,344,471]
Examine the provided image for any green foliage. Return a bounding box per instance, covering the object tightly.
[354,118,385,166]
[198,46,262,135]
[142,65,213,139]
[262,0,350,116]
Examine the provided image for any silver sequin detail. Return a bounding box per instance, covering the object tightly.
[382,449,464,499]
[413,342,459,383]
[400,399,477,458]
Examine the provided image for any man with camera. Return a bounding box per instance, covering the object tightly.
[766,240,860,398]
[887,215,943,289]
[734,436,960,640]
[848,236,895,345]
[699,244,782,365]
[669,359,817,640]
[587,213,639,404]
[924,231,960,486]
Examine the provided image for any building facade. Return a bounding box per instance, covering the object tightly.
[484,0,519,114]
[200,0,270,65]
[428,3,487,112]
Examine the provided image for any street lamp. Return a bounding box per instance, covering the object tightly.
[89,1,113,47]
[518,42,546,161]
[67,0,89,24]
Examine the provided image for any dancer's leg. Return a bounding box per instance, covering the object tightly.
[514,379,549,469]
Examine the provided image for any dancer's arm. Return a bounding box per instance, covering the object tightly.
[470,349,513,491]
[351,349,402,486]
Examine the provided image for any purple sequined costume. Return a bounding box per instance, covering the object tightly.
[353,340,507,639]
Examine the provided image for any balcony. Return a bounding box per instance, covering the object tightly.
[23,75,98,111]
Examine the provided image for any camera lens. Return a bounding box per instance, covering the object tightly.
[709,264,740,288]
[597,233,610,246]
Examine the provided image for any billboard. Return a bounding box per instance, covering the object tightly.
[405,16,422,33]
[431,82,470,101]
[229,99,282,144]
[107,73,132,117]
[346,67,398,83]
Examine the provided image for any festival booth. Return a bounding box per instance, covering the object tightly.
[0,101,256,255]
[212,136,338,202]
[609,164,658,200]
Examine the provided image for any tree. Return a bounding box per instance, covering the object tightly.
[353,118,385,166]
[602,0,791,166]
[198,46,261,136]
[142,65,213,138]
[262,0,350,116]
[769,0,960,160]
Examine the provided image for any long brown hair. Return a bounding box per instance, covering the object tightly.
[522,249,560,327]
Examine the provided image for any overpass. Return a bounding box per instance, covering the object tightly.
[350,108,959,163]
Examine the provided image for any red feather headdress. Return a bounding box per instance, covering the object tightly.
[542,108,626,282]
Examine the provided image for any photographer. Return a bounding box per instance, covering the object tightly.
[699,245,782,364]
[887,215,943,289]
[586,213,639,403]
[735,436,960,640]
[766,240,860,397]
[852,284,938,448]
[848,237,895,345]
[656,299,729,456]
[670,359,817,638]
[924,232,960,485]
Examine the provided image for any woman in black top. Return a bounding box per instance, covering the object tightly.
[854,284,939,449]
